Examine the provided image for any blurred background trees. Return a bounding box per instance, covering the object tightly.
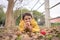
[0,5,5,26]
[14,9,44,25]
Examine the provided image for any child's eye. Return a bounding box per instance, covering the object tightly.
[28,18,30,19]
[25,19,27,20]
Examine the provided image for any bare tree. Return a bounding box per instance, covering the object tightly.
[5,0,30,28]
[5,0,14,28]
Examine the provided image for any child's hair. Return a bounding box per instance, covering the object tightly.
[22,13,32,20]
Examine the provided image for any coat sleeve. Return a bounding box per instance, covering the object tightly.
[31,19,40,32]
[32,24,40,32]
[18,20,24,32]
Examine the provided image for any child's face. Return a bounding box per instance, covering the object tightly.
[24,15,32,23]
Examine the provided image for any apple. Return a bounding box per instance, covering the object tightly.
[40,30,46,35]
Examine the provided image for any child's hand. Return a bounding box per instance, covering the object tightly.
[24,22,30,28]
[26,22,30,26]
[27,26,32,31]
[24,22,32,32]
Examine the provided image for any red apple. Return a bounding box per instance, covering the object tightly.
[40,30,46,35]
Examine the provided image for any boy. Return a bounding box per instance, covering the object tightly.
[18,13,40,33]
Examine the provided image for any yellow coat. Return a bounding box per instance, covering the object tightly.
[18,19,40,32]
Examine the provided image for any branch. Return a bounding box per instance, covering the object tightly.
[14,0,17,4]
[19,0,23,2]
[7,0,9,1]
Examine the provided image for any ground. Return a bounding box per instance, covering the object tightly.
[0,26,60,40]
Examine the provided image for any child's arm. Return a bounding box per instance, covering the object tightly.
[31,19,40,32]
[18,20,25,32]
[32,24,40,32]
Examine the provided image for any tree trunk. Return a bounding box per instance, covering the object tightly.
[5,0,15,29]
